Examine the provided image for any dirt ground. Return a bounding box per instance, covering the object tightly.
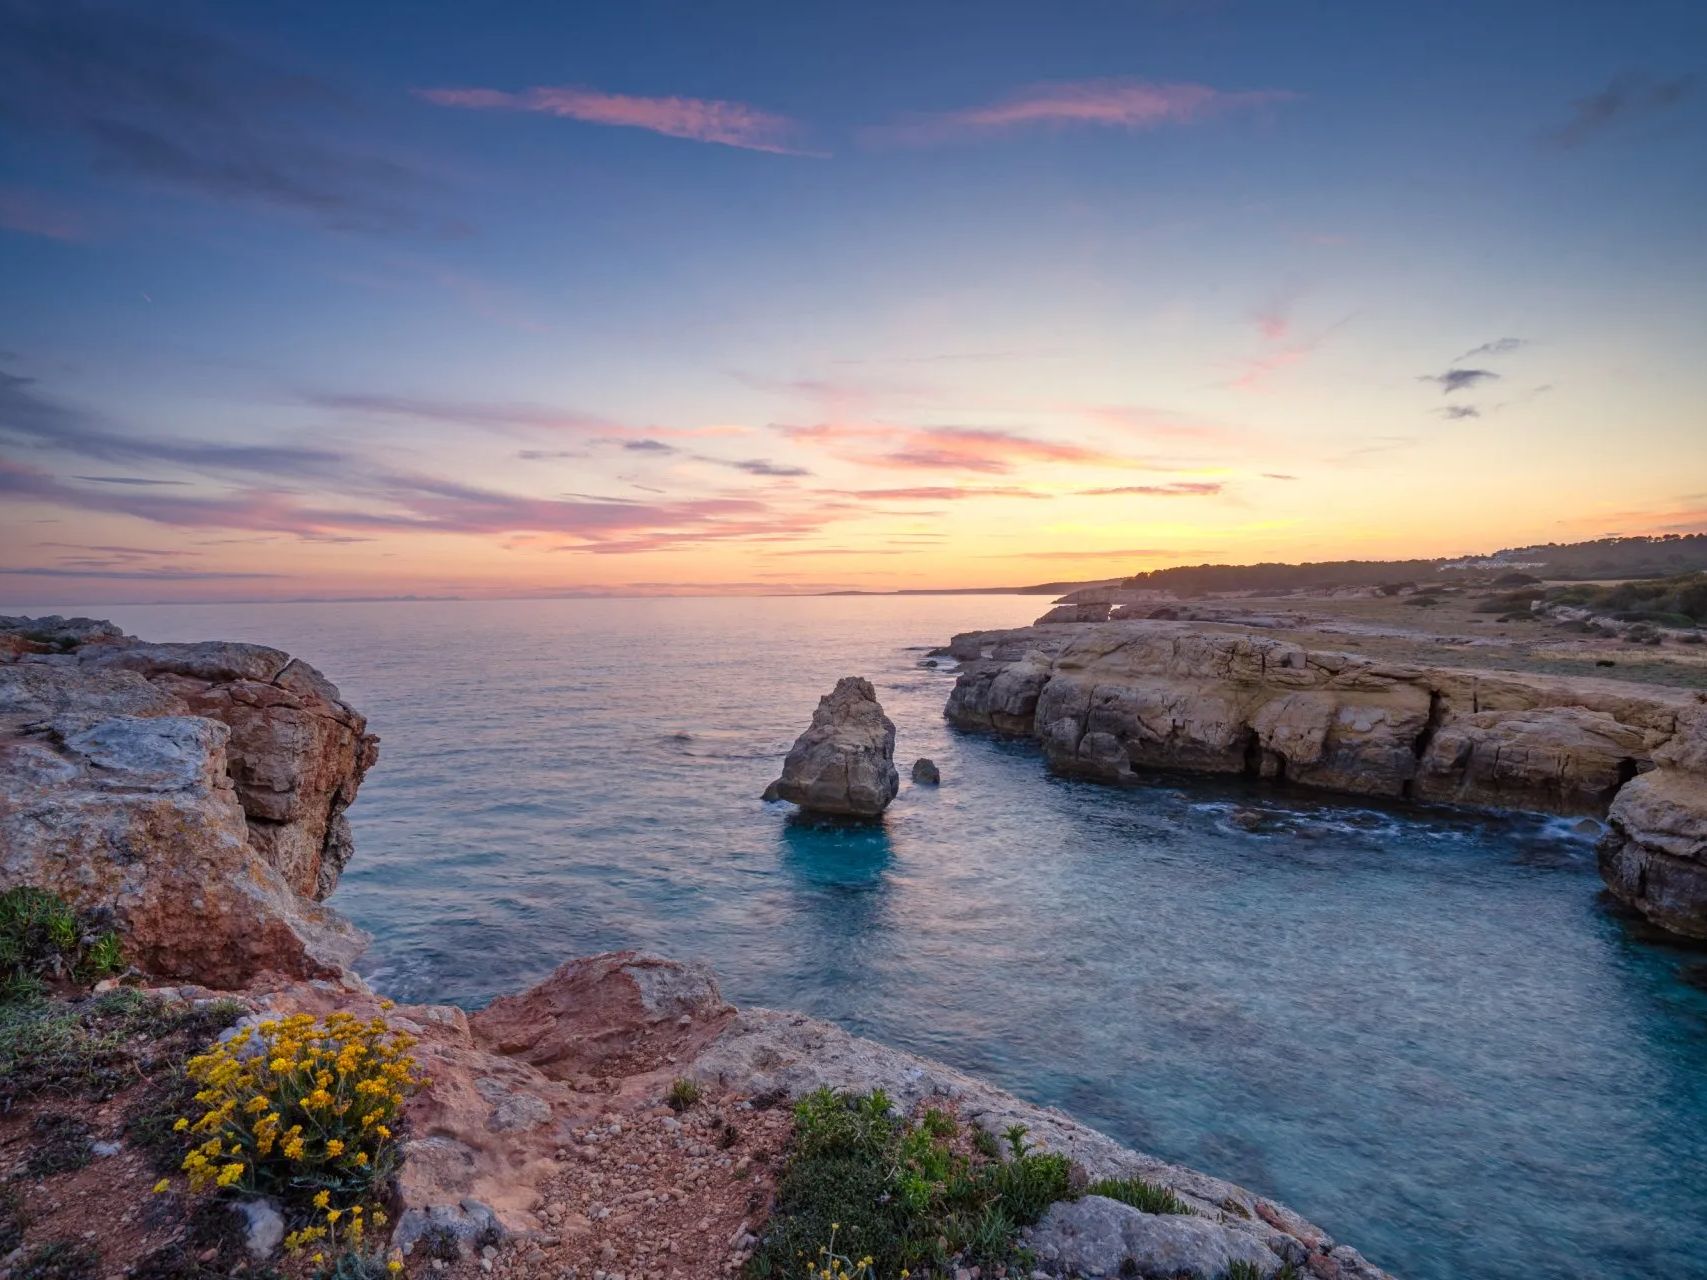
[1160,587,1707,691]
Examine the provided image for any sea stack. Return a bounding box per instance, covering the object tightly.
[769,676,900,818]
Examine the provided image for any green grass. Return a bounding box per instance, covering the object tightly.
[748,1089,1073,1279]
[0,988,243,1108]
[0,887,123,1001]
[1084,1175,1190,1216]
[667,1076,703,1112]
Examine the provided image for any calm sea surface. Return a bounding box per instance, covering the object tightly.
[25,595,1707,1280]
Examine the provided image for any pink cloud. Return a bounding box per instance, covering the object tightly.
[0,187,87,241]
[780,422,1161,474]
[1077,482,1224,497]
[418,86,822,156]
[869,78,1295,146]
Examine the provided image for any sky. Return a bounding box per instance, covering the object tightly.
[2,0,1705,604]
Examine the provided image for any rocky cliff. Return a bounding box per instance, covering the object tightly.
[0,615,378,984]
[944,618,1707,936]
[767,674,900,817]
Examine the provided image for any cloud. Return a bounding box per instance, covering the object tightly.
[0,3,440,232]
[0,564,279,583]
[1437,405,1481,420]
[418,85,822,156]
[3,365,349,481]
[780,422,1161,474]
[714,458,811,477]
[1418,368,1499,394]
[72,474,191,486]
[1545,73,1697,147]
[304,391,611,434]
[619,439,678,453]
[1261,472,1298,481]
[1453,337,1527,362]
[867,78,1295,147]
[0,186,87,241]
[1076,482,1224,497]
[518,449,588,461]
[824,485,1050,502]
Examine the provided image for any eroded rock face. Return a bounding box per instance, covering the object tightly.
[769,676,900,817]
[1597,706,1707,938]
[944,619,1707,936]
[0,618,377,985]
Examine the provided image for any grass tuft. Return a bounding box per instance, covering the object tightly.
[1084,1175,1190,1216]
[667,1077,702,1112]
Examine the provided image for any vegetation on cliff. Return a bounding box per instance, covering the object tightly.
[750,1088,1074,1279]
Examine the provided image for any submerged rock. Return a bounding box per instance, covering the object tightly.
[911,757,941,785]
[768,676,900,817]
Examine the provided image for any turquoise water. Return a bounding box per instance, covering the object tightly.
[41,596,1707,1279]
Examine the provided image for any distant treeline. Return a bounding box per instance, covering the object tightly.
[1118,534,1707,596]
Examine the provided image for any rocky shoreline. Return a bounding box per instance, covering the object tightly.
[0,615,1395,1280]
[941,617,1707,938]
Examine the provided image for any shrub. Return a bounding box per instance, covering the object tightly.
[0,887,122,1001]
[749,1090,1072,1279]
[667,1077,702,1112]
[1084,1175,1189,1216]
[162,1008,422,1273]
[12,1241,101,1280]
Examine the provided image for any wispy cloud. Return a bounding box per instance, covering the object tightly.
[0,3,443,232]
[0,565,282,582]
[1545,73,1697,148]
[72,474,191,487]
[0,186,87,241]
[780,422,1164,474]
[1454,337,1527,362]
[1437,405,1481,420]
[418,85,823,156]
[1076,482,1224,497]
[304,390,611,434]
[868,78,1295,147]
[822,485,1050,502]
[1418,368,1499,395]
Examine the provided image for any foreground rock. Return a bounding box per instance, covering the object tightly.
[250,950,1389,1279]
[944,618,1707,936]
[0,616,377,985]
[768,675,900,817]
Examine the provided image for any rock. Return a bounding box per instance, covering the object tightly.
[1026,1196,1286,1278]
[911,757,940,785]
[233,1198,286,1260]
[471,951,734,1078]
[0,617,374,987]
[690,1004,1391,1280]
[760,780,782,802]
[1229,808,1267,832]
[1598,769,1707,938]
[945,620,1688,811]
[1035,603,1112,625]
[767,677,899,817]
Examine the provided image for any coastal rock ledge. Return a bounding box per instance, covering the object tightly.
[943,619,1707,937]
[0,614,378,984]
[768,675,901,817]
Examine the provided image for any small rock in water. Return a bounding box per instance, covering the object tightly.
[911,757,941,785]
[1229,807,1267,833]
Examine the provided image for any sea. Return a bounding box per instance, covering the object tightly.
[18,594,1707,1280]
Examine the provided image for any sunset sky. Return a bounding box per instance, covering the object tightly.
[2,0,1705,603]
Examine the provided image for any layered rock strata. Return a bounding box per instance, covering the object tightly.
[944,619,1707,935]
[0,616,377,984]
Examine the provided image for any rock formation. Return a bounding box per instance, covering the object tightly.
[944,618,1707,936]
[768,675,900,817]
[911,756,941,784]
[1597,703,1707,938]
[0,616,377,985]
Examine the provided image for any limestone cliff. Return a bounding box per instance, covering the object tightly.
[944,618,1707,936]
[0,615,378,984]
